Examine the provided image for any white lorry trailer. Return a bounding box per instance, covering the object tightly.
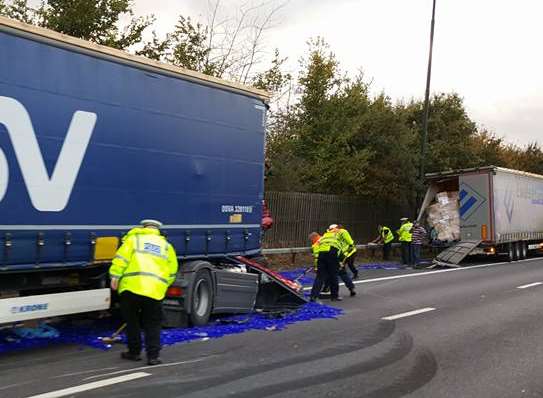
[419,166,543,266]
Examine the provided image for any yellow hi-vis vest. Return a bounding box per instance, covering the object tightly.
[381,226,394,244]
[336,228,356,258]
[311,240,320,270]
[397,222,413,243]
[315,231,342,254]
[312,231,342,269]
[110,227,179,300]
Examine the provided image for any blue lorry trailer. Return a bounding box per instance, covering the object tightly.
[0,16,304,326]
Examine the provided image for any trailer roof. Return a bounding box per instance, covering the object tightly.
[493,166,543,181]
[425,166,543,181]
[0,16,270,103]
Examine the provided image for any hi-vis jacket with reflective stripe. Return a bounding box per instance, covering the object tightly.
[334,228,356,258]
[381,226,394,244]
[397,222,413,243]
[110,227,179,300]
[315,231,343,254]
[311,240,320,270]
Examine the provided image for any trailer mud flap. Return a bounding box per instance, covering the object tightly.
[235,256,308,310]
[434,240,482,267]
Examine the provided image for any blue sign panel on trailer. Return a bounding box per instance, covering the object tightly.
[459,183,486,221]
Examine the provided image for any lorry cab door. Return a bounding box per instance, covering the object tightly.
[459,172,492,242]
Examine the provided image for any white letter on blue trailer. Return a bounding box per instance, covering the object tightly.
[0,96,97,211]
[0,148,7,202]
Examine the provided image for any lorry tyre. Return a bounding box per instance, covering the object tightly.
[507,243,515,262]
[514,242,522,261]
[189,270,214,326]
[521,242,528,259]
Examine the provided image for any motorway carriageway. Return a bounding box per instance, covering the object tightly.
[3,256,543,397]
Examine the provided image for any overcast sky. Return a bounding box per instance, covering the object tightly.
[130,0,543,147]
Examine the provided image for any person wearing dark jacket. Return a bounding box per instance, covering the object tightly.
[411,221,427,267]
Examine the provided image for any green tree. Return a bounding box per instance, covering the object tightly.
[0,0,36,23]
[512,143,543,175]
[405,93,480,173]
[352,94,418,205]
[135,31,170,61]
[253,49,291,96]
[267,39,372,195]
[167,16,219,76]
[38,0,152,50]
[289,37,342,162]
[471,130,509,167]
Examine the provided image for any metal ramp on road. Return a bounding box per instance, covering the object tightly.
[434,240,482,267]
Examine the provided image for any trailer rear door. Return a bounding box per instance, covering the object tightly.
[434,240,482,266]
[459,172,493,241]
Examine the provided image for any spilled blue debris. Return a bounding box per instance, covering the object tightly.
[0,262,410,355]
[280,268,315,286]
[0,302,343,355]
[162,302,342,347]
[12,322,59,339]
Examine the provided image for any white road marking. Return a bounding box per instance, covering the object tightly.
[303,257,543,291]
[382,307,436,321]
[83,356,212,381]
[52,366,120,379]
[25,372,150,398]
[0,381,34,392]
[517,282,543,289]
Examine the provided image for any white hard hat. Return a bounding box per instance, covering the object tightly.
[400,217,409,221]
[140,219,163,228]
[328,224,339,230]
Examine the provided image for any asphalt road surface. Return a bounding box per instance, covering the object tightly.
[3,257,543,397]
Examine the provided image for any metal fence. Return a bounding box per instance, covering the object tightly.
[263,191,410,248]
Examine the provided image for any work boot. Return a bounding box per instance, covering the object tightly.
[330,296,343,302]
[121,351,142,361]
[350,289,356,297]
[147,358,162,366]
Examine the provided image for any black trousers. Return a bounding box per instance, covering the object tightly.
[323,265,355,292]
[383,242,392,261]
[310,248,340,299]
[120,291,162,359]
[345,253,358,276]
[401,242,413,265]
[338,267,355,290]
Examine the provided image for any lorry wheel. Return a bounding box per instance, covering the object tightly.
[507,243,515,262]
[514,242,522,261]
[189,270,214,326]
[521,242,528,259]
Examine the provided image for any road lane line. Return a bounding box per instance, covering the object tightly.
[52,366,119,379]
[382,307,436,321]
[83,356,212,381]
[0,381,34,392]
[25,372,150,398]
[517,282,543,289]
[302,257,543,291]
